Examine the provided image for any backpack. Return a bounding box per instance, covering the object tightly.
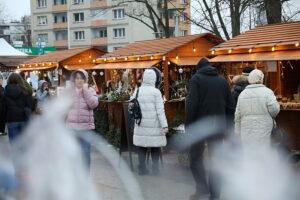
[128,88,142,126]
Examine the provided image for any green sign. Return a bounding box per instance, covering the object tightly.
[14,47,57,55]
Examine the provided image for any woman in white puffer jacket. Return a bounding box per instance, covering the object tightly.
[132,67,168,175]
[235,69,280,153]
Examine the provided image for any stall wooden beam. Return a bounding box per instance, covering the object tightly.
[163,59,169,100]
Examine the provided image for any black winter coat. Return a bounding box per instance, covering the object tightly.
[185,63,234,128]
[0,84,35,123]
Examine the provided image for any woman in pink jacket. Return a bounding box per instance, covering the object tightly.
[66,69,99,169]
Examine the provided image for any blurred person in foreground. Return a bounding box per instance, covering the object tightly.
[186,58,234,200]
[132,67,168,175]
[231,66,254,109]
[235,69,280,153]
[66,69,99,170]
[0,73,35,143]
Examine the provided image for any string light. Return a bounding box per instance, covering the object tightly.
[104,58,107,61]
[249,48,253,53]
[193,47,196,52]
[162,56,166,61]
[228,49,232,54]
[113,57,116,61]
[295,42,300,47]
[168,61,170,65]
[150,56,153,60]
[42,63,45,66]
[272,46,276,51]
[89,55,92,59]
[78,59,82,63]
[93,59,96,63]
[176,54,179,60]
[125,57,128,61]
[137,57,140,61]
[211,50,215,55]
[35,64,38,66]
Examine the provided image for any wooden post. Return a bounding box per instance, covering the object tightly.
[277,61,282,96]
[163,58,169,100]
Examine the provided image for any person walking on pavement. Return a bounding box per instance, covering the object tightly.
[0,74,6,135]
[66,69,99,170]
[36,80,51,104]
[231,67,254,108]
[235,69,280,153]
[0,73,35,143]
[132,67,168,175]
[186,58,234,200]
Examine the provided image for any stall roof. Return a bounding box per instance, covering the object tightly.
[94,60,161,69]
[0,38,27,56]
[212,21,300,51]
[24,47,106,64]
[170,57,206,66]
[99,33,223,59]
[210,50,300,62]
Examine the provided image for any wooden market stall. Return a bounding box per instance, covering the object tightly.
[93,33,223,127]
[18,47,106,93]
[210,21,300,150]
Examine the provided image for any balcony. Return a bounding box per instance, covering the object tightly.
[91,20,107,27]
[54,40,68,47]
[92,38,107,45]
[53,22,68,29]
[90,0,107,8]
[52,5,67,12]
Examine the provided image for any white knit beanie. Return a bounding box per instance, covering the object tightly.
[248,69,264,84]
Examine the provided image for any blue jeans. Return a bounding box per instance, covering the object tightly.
[75,131,92,170]
[7,122,26,143]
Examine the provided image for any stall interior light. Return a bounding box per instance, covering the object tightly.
[137,57,140,61]
[78,59,82,63]
[35,64,38,66]
[249,48,253,53]
[168,61,170,65]
[113,57,116,61]
[211,50,215,55]
[125,57,128,61]
[93,59,96,63]
[272,46,276,51]
[150,56,153,60]
[295,42,300,47]
[193,47,196,52]
[228,49,232,54]
[89,55,92,59]
[42,63,45,66]
[162,56,166,61]
[176,54,179,60]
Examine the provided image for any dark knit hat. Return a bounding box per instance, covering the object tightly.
[150,67,162,88]
[242,66,255,76]
[196,58,210,70]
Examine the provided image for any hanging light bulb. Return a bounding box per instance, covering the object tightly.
[35,64,38,66]
[168,61,170,65]
[89,55,92,59]
[137,57,140,61]
[249,48,253,53]
[78,59,82,63]
[150,56,153,60]
[178,68,184,74]
[100,71,104,76]
[228,49,232,54]
[295,42,300,47]
[42,63,45,66]
[272,46,276,51]
[104,58,107,61]
[211,50,215,55]
[193,47,196,52]
[125,57,128,61]
[113,57,116,61]
[92,71,97,76]
[162,56,166,61]
[176,54,179,60]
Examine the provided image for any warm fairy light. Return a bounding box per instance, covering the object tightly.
[93,59,96,63]
[78,59,82,63]
[249,48,253,53]
[65,65,68,68]
[176,54,179,60]
[125,57,128,61]
[162,56,166,61]
[272,46,276,51]
[113,57,116,61]
[295,42,300,47]
[42,63,45,66]
[29,65,32,68]
[35,64,38,66]
[211,50,215,55]
[89,55,92,59]
[137,57,140,61]
[168,61,170,65]
[193,47,196,52]
[104,58,107,61]
[150,56,153,60]
[228,49,232,54]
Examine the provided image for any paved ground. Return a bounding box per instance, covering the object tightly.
[0,135,202,200]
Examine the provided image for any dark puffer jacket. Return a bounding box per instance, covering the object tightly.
[185,59,234,128]
[231,75,249,108]
[1,84,35,123]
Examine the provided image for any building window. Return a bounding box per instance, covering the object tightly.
[54,0,67,5]
[99,30,107,38]
[37,0,47,8]
[73,0,83,4]
[181,30,187,36]
[113,28,125,38]
[74,13,84,22]
[37,16,48,25]
[180,13,187,22]
[75,31,85,40]
[38,34,48,42]
[113,9,125,19]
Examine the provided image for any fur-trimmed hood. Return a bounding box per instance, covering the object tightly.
[232,75,248,84]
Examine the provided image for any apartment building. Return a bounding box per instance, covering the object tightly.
[30,0,191,52]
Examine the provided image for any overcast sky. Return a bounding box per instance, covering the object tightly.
[2,0,30,21]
